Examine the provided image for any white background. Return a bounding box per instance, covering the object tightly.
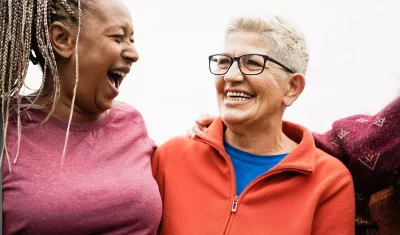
[24,0,400,145]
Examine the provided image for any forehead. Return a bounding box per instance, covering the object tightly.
[84,0,132,28]
[224,32,268,55]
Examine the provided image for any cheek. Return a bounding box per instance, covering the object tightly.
[258,83,286,108]
[79,35,121,62]
[215,76,224,93]
[77,44,121,81]
[251,78,269,95]
[252,79,280,107]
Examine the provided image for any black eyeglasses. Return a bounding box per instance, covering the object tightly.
[208,53,295,75]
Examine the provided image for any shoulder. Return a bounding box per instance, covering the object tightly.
[111,102,156,149]
[155,135,194,156]
[313,148,353,189]
[113,101,146,127]
[153,135,204,167]
[315,148,348,168]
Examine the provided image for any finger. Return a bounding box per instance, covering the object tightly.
[186,127,196,139]
[196,114,216,125]
[193,125,204,134]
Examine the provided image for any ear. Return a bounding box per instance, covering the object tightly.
[49,22,75,59]
[283,73,305,107]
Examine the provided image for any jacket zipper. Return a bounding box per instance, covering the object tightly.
[221,195,239,235]
[231,196,239,212]
[194,137,239,235]
[194,135,312,234]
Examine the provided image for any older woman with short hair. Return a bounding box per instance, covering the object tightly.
[152,15,355,235]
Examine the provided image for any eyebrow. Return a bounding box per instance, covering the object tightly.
[105,24,134,36]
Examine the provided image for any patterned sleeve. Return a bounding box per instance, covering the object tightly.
[312,96,400,195]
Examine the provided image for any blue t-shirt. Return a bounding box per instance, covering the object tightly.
[224,141,287,195]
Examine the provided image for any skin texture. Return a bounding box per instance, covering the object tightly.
[41,0,138,122]
[215,31,305,155]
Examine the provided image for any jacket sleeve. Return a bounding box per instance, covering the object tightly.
[311,173,356,235]
[312,96,400,194]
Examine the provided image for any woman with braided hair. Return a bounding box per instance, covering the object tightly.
[1,0,161,234]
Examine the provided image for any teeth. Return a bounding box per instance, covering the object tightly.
[109,70,127,78]
[226,91,253,98]
[227,97,248,101]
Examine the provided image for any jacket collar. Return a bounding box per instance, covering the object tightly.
[195,117,317,175]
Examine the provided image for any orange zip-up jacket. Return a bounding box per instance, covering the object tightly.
[152,118,355,235]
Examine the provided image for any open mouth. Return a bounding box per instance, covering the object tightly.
[107,70,127,89]
[226,91,255,101]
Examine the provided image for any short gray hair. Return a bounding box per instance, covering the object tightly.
[226,15,309,75]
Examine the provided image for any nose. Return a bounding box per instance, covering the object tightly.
[224,60,244,83]
[122,44,139,65]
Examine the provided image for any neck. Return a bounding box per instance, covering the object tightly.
[224,116,297,155]
[36,94,107,123]
[33,67,107,123]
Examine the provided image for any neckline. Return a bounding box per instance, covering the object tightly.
[224,140,289,159]
[28,106,116,132]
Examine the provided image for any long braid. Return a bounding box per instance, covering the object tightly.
[20,1,46,113]
[0,1,6,167]
[0,1,6,57]
[14,1,36,164]
[13,0,30,164]
[14,0,33,163]
[13,0,27,163]
[2,0,27,170]
[3,0,23,167]
[61,0,81,169]
[1,0,83,170]
[1,0,16,172]
[2,0,30,169]
[35,0,60,125]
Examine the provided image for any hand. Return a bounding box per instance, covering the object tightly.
[187,114,216,138]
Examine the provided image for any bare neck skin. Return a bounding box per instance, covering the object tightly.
[35,72,107,123]
[224,113,298,155]
[35,95,107,123]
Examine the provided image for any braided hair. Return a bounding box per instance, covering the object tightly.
[0,0,84,171]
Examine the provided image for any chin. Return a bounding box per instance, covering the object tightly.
[95,98,114,112]
[220,110,251,125]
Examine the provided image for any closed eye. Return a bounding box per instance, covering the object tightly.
[245,59,262,67]
[111,35,135,44]
[111,35,125,43]
[218,59,231,65]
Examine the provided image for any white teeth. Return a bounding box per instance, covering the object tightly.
[227,97,248,101]
[226,91,253,98]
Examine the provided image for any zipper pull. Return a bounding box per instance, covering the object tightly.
[231,196,239,212]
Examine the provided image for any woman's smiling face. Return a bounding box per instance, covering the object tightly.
[215,31,289,126]
[60,0,138,114]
